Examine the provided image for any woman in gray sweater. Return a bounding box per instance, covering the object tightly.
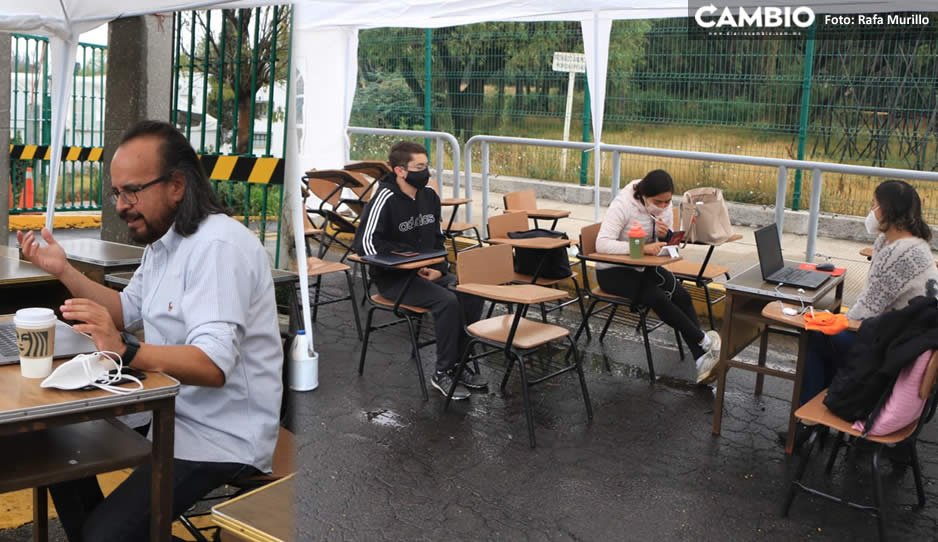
[801,180,938,407]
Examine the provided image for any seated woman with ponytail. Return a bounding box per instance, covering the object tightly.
[595,169,721,384]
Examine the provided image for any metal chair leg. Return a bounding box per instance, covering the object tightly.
[675,328,684,360]
[825,431,845,474]
[704,284,716,330]
[500,351,518,393]
[782,427,820,516]
[910,442,926,507]
[639,311,655,382]
[871,445,887,541]
[404,316,429,401]
[515,351,537,448]
[567,336,593,420]
[572,277,591,340]
[358,308,376,375]
[312,274,323,322]
[599,305,618,342]
[344,270,363,341]
[574,299,598,343]
[540,302,548,323]
[445,340,477,411]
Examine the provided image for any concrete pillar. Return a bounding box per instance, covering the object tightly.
[100,16,173,243]
[0,34,10,246]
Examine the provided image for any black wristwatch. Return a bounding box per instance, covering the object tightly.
[120,331,140,365]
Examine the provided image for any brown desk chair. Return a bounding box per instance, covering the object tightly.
[303,170,364,262]
[503,189,570,229]
[288,256,363,341]
[572,223,685,381]
[486,212,588,328]
[344,160,392,181]
[783,351,938,541]
[348,254,437,401]
[445,243,592,448]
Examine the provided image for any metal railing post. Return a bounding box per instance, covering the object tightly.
[775,165,787,241]
[611,150,621,201]
[805,168,823,262]
[481,141,490,231]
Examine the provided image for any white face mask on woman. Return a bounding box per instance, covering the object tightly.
[646,202,668,217]
[865,206,880,235]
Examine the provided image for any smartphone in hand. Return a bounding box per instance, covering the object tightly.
[667,231,686,246]
[391,250,419,257]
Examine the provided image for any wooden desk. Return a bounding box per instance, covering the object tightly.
[586,252,681,267]
[0,346,179,541]
[487,237,572,250]
[455,283,568,305]
[212,474,294,542]
[711,262,845,454]
[860,247,873,260]
[58,239,144,284]
[0,252,68,315]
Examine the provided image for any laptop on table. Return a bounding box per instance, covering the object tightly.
[754,224,830,290]
[0,320,96,365]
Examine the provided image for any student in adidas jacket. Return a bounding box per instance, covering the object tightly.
[353,141,485,400]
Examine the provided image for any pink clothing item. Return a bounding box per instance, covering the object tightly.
[852,349,933,436]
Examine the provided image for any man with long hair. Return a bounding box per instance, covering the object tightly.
[17,120,283,541]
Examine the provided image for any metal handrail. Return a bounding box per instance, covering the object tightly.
[463,134,938,262]
[346,127,461,198]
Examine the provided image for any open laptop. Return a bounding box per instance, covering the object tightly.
[0,320,96,365]
[754,224,830,290]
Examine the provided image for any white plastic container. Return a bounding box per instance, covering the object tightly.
[288,330,319,391]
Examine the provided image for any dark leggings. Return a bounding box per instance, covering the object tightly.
[596,265,706,358]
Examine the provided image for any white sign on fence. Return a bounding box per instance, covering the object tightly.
[551,52,586,74]
[552,52,586,170]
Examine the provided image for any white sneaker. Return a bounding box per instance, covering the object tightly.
[695,331,722,384]
[704,330,721,360]
[695,351,718,384]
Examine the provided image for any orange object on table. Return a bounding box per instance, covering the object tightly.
[803,311,849,334]
[799,263,846,276]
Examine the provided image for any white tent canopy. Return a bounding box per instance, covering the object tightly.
[2,0,932,354]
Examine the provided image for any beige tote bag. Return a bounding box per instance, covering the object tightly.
[679,187,734,244]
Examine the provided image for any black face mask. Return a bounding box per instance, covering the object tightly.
[404,168,430,189]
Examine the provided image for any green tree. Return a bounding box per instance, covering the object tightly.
[182,7,291,154]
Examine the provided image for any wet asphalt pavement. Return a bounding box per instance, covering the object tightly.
[292,274,938,541]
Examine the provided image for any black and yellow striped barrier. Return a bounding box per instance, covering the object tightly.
[10,145,285,185]
[199,155,284,185]
[9,144,103,162]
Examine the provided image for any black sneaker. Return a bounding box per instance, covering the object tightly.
[432,371,470,400]
[454,364,488,390]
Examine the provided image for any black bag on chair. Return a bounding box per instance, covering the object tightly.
[507,228,573,279]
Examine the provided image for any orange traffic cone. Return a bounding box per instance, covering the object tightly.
[22,167,35,208]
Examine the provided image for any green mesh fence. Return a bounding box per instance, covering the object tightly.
[351,18,938,221]
[9,34,106,213]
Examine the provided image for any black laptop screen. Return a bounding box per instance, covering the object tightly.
[755,224,785,278]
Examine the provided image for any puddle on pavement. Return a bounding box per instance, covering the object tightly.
[364,409,406,428]
[585,352,705,393]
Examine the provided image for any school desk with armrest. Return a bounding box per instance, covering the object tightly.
[711,264,846,455]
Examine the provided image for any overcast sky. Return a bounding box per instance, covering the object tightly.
[79,24,108,45]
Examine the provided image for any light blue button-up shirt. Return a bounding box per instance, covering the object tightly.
[120,214,282,471]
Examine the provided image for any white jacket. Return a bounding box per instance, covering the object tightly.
[596,178,673,270]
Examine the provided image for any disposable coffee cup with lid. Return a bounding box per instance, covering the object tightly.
[13,308,57,379]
